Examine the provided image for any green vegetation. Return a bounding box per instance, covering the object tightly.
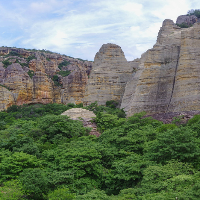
[58,60,70,70]
[57,70,71,77]
[28,70,35,78]
[0,84,10,91]
[187,9,200,18]
[1,102,200,199]
[2,59,12,68]
[26,55,37,63]
[176,22,192,28]
[52,75,62,86]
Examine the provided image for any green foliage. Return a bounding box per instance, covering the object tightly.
[1,103,200,199]
[2,59,12,68]
[187,9,200,18]
[58,60,70,70]
[7,51,20,56]
[57,70,71,77]
[144,127,200,166]
[0,84,10,91]
[76,189,110,200]
[26,55,36,62]
[48,187,76,200]
[53,75,62,86]
[19,168,49,199]
[37,114,89,139]
[176,22,191,28]
[0,180,25,200]
[106,100,118,109]
[0,152,39,182]
[28,69,34,78]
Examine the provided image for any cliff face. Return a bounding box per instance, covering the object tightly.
[121,20,200,116]
[84,43,133,105]
[1,18,200,116]
[0,48,92,111]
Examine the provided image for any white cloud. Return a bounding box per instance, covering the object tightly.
[0,0,200,61]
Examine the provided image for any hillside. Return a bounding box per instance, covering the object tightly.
[0,47,92,110]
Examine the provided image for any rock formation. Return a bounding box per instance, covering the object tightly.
[83,43,133,106]
[176,15,198,26]
[61,108,100,137]
[121,19,200,116]
[1,16,200,117]
[0,86,14,110]
[0,47,92,111]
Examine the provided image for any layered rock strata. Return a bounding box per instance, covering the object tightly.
[0,48,92,111]
[84,43,133,105]
[121,20,200,116]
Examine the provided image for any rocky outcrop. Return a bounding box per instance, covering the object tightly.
[62,70,88,104]
[0,48,92,109]
[121,20,200,116]
[3,63,33,105]
[84,43,133,106]
[61,108,100,137]
[0,86,14,111]
[176,15,198,26]
[121,20,182,115]
[168,22,200,112]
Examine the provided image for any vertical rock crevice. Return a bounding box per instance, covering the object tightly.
[166,46,181,112]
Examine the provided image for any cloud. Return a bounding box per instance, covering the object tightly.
[1,0,200,61]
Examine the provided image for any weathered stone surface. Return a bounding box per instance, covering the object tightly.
[32,71,54,104]
[62,70,88,104]
[121,20,182,116]
[0,86,14,111]
[84,43,133,106]
[0,63,5,83]
[0,48,93,110]
[168,22,200,112]
[121,20,200,116]
[3,63,33,105]
[176,15,198,26]
[61,108,96,120]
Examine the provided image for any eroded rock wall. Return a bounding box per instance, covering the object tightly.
[0,48,92,110]
[122,20,200,116]
[84,43,133,106]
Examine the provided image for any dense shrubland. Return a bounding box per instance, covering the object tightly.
[0,102,200,199]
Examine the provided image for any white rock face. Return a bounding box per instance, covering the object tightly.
[61,108,96,120]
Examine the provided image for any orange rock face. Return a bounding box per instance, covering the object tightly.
[62,70,88,104]
[0,48,92,110]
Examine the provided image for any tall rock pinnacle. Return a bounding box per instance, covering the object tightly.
[84,43,133,106]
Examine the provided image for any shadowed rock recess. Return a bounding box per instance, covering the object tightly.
[1,17,200,117]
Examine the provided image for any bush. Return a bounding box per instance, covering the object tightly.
[28,70,35,78]
[48,187,75,200]
[176,22,191,28]
[0,180,25,200]
[57,70,71,77]
[106,100,118,109]
[2,59,12,68]
[58,60,70,70]
[19,168,49,200]
[187,9,200,18]
[53,75,62,86]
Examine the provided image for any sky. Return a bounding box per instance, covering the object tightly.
[0,0,200,61]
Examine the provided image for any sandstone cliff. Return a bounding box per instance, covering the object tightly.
[84,43,133,106]
[0,48,92,111]
[121,19,200,116]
